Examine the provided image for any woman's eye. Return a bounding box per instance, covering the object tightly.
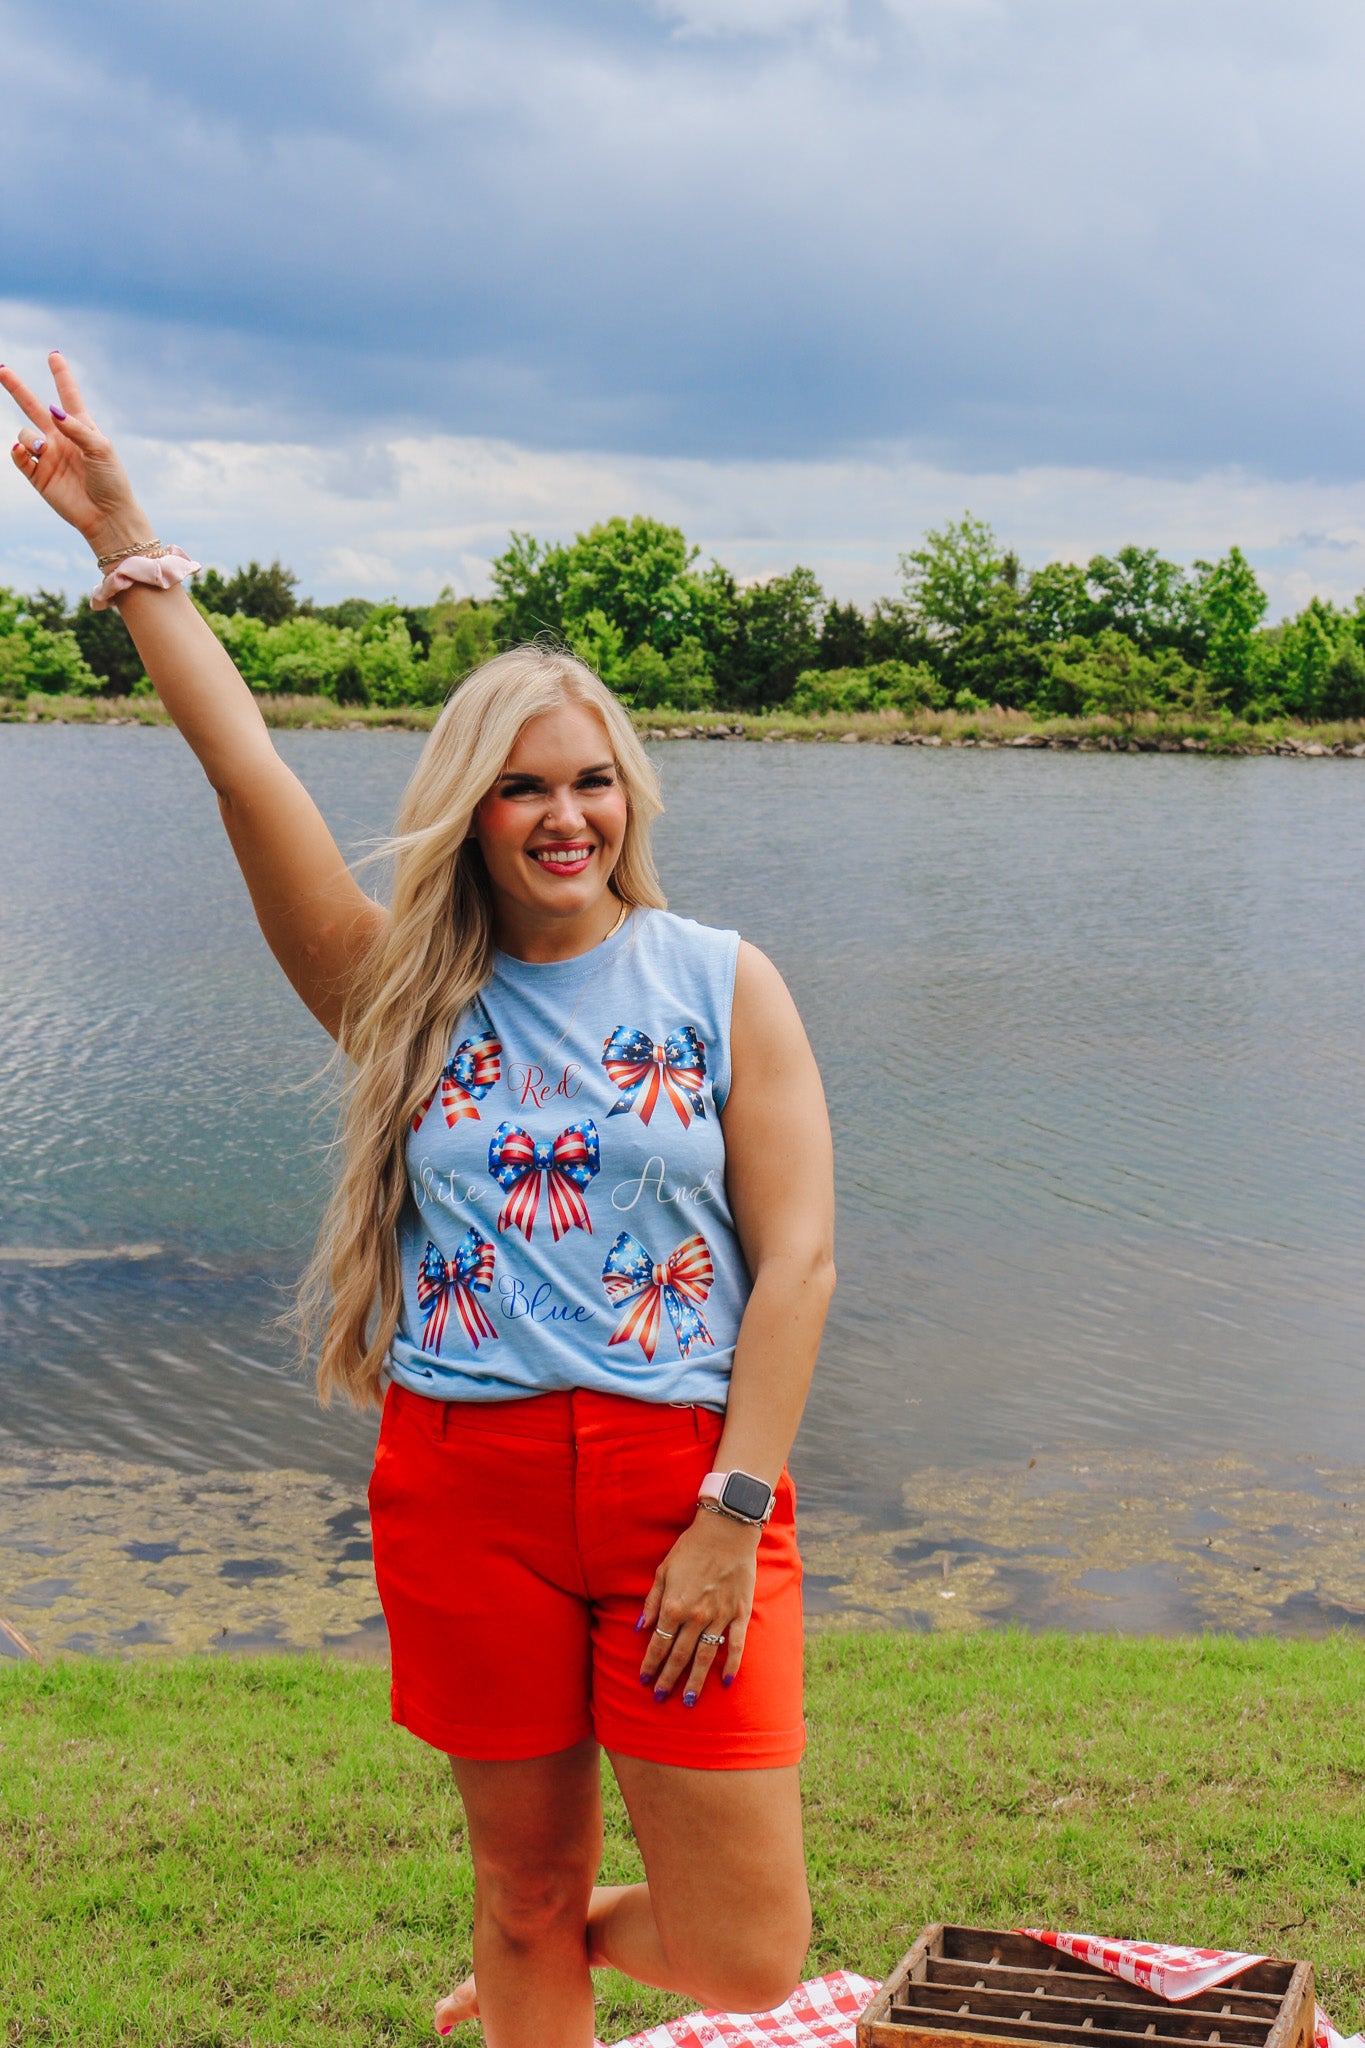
[579,775,614,790]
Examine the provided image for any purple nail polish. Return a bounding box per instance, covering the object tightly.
[684,1691,697,1708]
[49,405,66,421]
[721,1673,734,1688]
[638,1671,652,1686]
[32,437,44,455]
[634,1614,647,1632]
[654,1687,668,1703]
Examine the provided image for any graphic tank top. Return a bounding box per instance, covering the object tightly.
[388,908,749,1409]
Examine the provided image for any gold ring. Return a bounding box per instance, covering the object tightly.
[652,1626,675,1640]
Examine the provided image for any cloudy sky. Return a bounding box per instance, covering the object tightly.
[2,0,1363,613]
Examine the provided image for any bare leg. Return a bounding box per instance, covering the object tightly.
[593,1756,810,2013]
[434,1738,603,2047]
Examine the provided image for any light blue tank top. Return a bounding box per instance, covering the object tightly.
[388,909,749,1409]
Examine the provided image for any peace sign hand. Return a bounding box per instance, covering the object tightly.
[2,350,151,559]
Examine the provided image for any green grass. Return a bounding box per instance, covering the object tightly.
[3,689,1364,754]
[2,1636,1363,2045]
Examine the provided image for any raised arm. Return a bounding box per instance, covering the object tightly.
[3,351,386,1039]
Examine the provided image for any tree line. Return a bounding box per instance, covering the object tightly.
[3,513,1364,724]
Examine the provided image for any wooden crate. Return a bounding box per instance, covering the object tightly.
[857,1926,1315,2048]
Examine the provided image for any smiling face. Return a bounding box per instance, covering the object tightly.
[472,699,629,941]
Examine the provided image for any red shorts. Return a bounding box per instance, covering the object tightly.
[368,1383,805,1768]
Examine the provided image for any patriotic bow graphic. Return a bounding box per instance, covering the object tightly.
[416,1229,498,1353]
[412,1032,502,1132]
[602,1230,715,1362]
[487,1119,601,1241]
[601,1026,707,1128]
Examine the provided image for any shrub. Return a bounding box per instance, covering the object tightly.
[0,588,99,695]
[790,661,943,714]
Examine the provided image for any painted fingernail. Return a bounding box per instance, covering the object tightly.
[653,1687,668,1703]
[638,1671,652,1686]
[440,2029,453,2038]
[683,1691,697,1708]
[721,1673,734,1688]
[634,1614,647,1632]
[32,436,44,455]
[49,405,66,421]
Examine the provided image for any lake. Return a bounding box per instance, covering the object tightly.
[2,728,1364,1545]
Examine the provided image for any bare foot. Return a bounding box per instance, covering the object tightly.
[434,1972,479,2036]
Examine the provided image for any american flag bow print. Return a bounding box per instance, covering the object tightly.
[488,1119,601,1241]
[601,1025,707,1127]
[601,1229,715,1362]
[416,1229,498,1353]
[412,1031,503,1131]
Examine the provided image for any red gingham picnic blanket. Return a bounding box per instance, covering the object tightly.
[602,1937,1363,2048]
[604,1969,878,2047]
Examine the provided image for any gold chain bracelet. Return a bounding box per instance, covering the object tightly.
[95,537,168,570]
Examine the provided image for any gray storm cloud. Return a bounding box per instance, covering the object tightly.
[3,0,1363,474]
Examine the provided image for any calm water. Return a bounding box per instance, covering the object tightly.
[2,728,1363,1521]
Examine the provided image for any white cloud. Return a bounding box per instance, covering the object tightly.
[5,398,1364,621]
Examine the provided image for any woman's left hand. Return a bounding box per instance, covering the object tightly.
[636,1510,761,1706]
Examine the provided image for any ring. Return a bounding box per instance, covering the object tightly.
[698,1631,725,1646]
[653,1627,675,1640]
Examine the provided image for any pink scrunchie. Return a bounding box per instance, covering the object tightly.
[91,546,202,611]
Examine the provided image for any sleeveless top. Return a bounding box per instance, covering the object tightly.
[387,908,750,1410]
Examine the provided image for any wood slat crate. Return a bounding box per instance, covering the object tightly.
[857,1927,1315,2048]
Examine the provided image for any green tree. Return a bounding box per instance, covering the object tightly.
[565,606,625,686]
[818,600,869,669]
[1022,560,1091,643]
[489,533,572,646]
[899,514,1005,643]
[1190,547,1267,706]
[422,592,499,698]
[1085,546,1194,655]
[0,587,98,695]
[195,560,299,626]
[561,516,702,656]
[716,567,825,709]
[71,597,148,695]
[1039,629,1195,730]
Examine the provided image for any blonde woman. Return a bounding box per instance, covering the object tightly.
[3,354,837,2048]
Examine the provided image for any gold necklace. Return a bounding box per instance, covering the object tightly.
[604,895,630,941]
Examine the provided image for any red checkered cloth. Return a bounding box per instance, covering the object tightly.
[604,1969,879,2047]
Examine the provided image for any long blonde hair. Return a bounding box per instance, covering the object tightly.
[303,644,667,1407]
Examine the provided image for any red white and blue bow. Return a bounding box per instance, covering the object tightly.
[412,1032,502,1132]
[602,1230,715,1362]
[487,1119,601,1241]
[601,1026,707,1128]
[416,1229,497,1353]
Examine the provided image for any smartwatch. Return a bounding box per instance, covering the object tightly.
[697,1469,775,1526]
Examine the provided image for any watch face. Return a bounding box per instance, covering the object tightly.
[720,1471,772,1522]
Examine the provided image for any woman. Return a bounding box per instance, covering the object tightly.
[3,353,836,2048]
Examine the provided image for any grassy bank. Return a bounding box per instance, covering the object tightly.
[3,689,1365,755]
[2,1635,1363,2045]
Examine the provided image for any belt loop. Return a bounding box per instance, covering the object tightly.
[439,1401,452,1442]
